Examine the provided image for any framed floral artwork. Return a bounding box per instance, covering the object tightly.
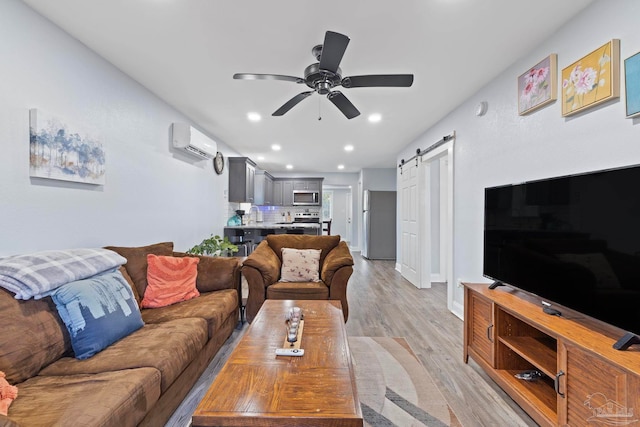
[562,39,620,117]
[624,51,640,118]
[518,54,557,115]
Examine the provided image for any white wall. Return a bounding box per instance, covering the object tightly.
[0,0,238,256]
[397,0,640,317]
[361,168,396,191]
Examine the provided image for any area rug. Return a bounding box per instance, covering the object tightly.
[349,337,462,427]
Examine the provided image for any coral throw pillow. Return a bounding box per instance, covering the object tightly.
[141,255,200,308]
[0,371,18,416]
[280,248,321,282]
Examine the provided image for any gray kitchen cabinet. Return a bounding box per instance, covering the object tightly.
[282,180,294,205]
[293,179,321,191]
[272,180,283,205]
[265,173,273,205]
[254,170,274,205]
[228,157,256,203]
[272,179,294,206]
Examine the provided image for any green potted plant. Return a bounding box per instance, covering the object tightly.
[186,234,239,257]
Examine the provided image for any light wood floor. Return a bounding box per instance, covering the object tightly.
[166,254,537,427]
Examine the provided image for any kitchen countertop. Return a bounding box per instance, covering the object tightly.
[224,222,320,229]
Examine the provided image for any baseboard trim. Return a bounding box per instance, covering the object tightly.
[450,300,464,320]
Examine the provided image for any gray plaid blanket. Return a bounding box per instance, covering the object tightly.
[0,248,127,299]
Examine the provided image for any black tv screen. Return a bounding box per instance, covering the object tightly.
[483,164,640,337]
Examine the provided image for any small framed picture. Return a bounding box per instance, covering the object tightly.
[624,51,640,118]
[561,39,620,117]
[518,54,557,115]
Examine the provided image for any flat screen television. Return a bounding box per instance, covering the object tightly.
[483,164,640,349]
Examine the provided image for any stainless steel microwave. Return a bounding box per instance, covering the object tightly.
[292,190,320,205]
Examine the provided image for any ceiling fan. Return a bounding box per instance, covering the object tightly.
[233,31,414,119]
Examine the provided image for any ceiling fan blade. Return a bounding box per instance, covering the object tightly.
[318,31,350,74]
[233,73,304,84]
[341,74,414,88]
[272,91,314,116]
[327,91,360,119]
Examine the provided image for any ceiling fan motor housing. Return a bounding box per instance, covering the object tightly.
[304,63,342,95]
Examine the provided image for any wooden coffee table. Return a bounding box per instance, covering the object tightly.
[192,299,363,427]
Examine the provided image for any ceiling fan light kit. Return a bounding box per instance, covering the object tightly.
[233,31,414,119]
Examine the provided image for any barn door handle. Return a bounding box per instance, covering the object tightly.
[555,371,565,397]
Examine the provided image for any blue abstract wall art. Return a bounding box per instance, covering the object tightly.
[624,51,640,118]
[29,109,105,184]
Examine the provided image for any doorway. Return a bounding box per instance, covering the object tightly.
[322,185,352,244]
[399,135,454,311]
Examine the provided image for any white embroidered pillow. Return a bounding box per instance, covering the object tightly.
[280,248,321,282]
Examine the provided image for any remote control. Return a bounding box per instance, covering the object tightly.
[275,348,304,356]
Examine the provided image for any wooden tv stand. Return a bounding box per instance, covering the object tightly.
[463,283,640,427]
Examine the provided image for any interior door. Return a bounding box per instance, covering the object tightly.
[362,190,369,258]
[400,160,419,287]
[345,191,352,245]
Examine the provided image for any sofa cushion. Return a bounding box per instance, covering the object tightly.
[266,281,329,300]
[141,289,238,339]
[51,270,144,360]
[6,369,160,427]
[266,235,340,267]
[280,248,321,282]
[172,252,241,293]
[39,318,207,392]
[0,288,69,384]
[104,242,174,298]
[119,265,141,306]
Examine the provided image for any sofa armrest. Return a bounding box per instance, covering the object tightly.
[242,241,282,323]
[0,414,20,427]
[172,252,241,293]
[321,241,354,286]
[241,241,281,286]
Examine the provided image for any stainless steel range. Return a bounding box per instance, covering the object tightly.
[294,211,320,223]
[281,211,321,235]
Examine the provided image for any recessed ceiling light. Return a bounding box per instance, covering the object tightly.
[271,144,281,151]
[337,165,345,170]
[257,156,265,161]
[286,164,293,170]
[344,145,354,152]
[247,112,261,122]
[368,113,382,123]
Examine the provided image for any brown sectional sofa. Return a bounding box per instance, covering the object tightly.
[0,242,241,427]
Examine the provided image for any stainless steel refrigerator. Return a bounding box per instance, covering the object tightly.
[362,190,397,259]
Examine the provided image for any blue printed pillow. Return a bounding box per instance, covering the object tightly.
[51,270,144,359]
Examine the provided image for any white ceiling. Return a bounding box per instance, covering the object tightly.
[22,0,594,174]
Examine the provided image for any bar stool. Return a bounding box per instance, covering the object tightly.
[236,240,253,257]
[322,219,332,235]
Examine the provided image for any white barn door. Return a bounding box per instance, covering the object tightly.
[400,159,420,287]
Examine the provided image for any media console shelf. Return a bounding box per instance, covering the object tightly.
[463,283,640,427]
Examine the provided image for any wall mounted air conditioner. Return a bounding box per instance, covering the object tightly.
[171,123,216,159]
